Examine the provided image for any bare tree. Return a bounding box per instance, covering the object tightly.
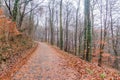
[64,1,72,52]
[48,0,55,45]
[74,0,80,55]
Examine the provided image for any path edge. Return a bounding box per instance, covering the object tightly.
[0,42,38,80]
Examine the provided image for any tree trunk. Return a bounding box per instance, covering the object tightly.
[12,0,20,21]
[60,0,63,50]
[84,0,92,62]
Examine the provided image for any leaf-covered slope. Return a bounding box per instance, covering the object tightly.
[54,46,120,80]
[0,8,20,37]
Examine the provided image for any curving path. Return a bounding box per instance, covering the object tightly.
[12,42,81,80]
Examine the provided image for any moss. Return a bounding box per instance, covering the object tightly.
[100,73,106,79]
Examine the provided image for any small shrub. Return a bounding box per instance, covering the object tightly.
[21,40,27,45]
[100,73,106,79]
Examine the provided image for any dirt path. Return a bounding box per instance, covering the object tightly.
[12,42,81,80]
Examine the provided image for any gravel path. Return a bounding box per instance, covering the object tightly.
[12,42,81,80]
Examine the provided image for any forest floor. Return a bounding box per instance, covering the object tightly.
[12,42,120,80]
[0,35,36,79]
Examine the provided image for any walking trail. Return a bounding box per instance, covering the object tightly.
[12,42,81,80]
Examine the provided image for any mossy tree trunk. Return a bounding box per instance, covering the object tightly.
[84,0,92,62]
[12,0,20,22]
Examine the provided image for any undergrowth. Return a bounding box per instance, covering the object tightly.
[0,35,33,70]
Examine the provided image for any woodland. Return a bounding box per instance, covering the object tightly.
[0,0,120,80]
